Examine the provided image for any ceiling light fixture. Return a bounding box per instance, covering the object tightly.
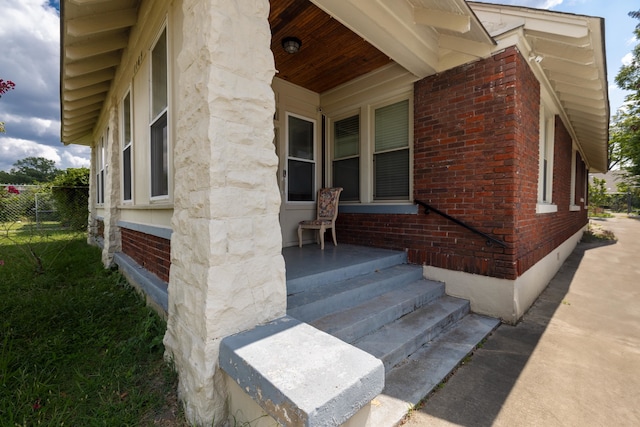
[282,37,301,54]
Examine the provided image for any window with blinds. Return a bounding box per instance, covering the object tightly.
[374,100,409,200]
[333,115,359,201]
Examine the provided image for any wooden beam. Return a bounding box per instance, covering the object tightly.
[66,33,129,61]
[413,7,470,33]
[63,103,102,118]
[64,111,99,126]
[63,94,105,111]
[63,81,111,102]
[64,52,120,77]
[67,8,137,37]
[64,69,114,90]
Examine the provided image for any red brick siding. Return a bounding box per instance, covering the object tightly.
[514,116,588,275]
[338,46,588,280]
[121,228,171,283]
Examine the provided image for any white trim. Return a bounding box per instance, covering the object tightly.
[538,92,556,206]
[536,203,558,214]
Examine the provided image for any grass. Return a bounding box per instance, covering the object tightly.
[0,226,186,426]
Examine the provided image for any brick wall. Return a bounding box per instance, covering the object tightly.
[337,46,588,280]
[514,116,588,274]
[120,228,171,283]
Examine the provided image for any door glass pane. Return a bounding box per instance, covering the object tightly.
[288,116,314,160]
[375,100,408,152]
[288,159,314,201]
[334,115,359,158]
[333,157,359,201]
[374,149,409,200]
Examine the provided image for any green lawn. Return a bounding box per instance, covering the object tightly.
[0,228,186,426]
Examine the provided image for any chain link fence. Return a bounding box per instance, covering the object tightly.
[0,184,89,235]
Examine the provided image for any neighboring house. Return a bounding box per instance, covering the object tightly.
[60,0,608,425]
[590,170,625,193]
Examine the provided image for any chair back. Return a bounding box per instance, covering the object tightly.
[316,187,343,221]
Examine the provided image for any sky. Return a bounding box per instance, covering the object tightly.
[0,0,637,173]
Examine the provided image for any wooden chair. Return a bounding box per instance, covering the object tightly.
[297,187,343,250]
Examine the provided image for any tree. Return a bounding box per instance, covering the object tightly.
[611,10,640,182]
[589,177,608,210]
[50,168,90,230]
[8,157,61,184]
[0,78,15,133]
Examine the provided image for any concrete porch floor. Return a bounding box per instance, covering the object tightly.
[282,243,408,294]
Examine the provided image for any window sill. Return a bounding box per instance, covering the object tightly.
[569,205,581,212]
[339,204,418,214]
[117,204,174,210]
[536,203,558,214]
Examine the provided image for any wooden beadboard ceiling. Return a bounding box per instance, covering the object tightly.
[269,0,392,93]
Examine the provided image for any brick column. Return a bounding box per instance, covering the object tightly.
[163,1,286,425]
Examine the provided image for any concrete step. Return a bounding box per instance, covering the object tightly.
[353,295,470,371]
[310,279,445,344]
[286,249,407,295]
[287,264,423,323]
[366,314,501,426]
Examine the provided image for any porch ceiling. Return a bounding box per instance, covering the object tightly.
[470,2,610,173]
[60,0,141,146]
[269,0,393,93]
[60,0,497,146]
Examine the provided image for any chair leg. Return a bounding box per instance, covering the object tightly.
[331,226,338,246]
[319,226,325,250]
[297,225,303,248]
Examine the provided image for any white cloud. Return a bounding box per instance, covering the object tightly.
[621,52,633,66]
[0,1,90,173]
[0,137,61,170]
[61,146,91,169]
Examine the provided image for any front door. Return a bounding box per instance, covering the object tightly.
[278,112,319,246]
[273,79,322,247]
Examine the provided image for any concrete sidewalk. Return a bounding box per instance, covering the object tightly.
[405,215,640,426]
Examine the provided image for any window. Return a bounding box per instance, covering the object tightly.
[572,150,586,209]
[374,100,409,200]
[287,114,315,202]
[333,114,359,201]
[537,99,557,213]
[122,92,133,202]
[150,28,168,198]
[329,94,412,205]
[96,136,105,205]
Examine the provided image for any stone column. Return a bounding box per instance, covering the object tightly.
[163,1,286,425]
[87,143,99,246]
[101,103,121,267]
